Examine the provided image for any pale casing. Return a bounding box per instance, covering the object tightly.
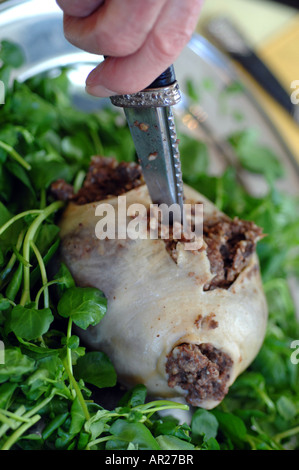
[58,184,268,409]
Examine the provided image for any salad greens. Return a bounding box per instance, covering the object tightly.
[0,40,299,451]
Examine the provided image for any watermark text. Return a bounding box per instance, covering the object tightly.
[0,340,4,364]
[0,80,5,105]
[290,339,299,365]
[94,197,204,251]
[290,80,299,105]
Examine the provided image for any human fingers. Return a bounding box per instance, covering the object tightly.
[56,0,104,18]
[62,0,168,57]
[86,0,204,96]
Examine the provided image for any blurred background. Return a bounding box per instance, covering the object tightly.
[196,0,299,164]
[0,0,298,162]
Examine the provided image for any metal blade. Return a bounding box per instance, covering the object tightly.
[124,105,183,210]
[110,80,184,216]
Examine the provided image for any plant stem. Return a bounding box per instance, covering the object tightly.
[87,435,116,449]
[1,414,41,450]
[0,229,26,287]
[0,140,31,170]
[40,188,46,210]
[0,210,41,238]
[66,318,75,398]
[31,240,48,308]
[73,170,86,193]
[0,413,14,427]
[274,425,299,444]
[0,409,30,424]
[23,393,56,420]
[90,128,104,155]
[20,201,64,306]
[34,279,60,309]
[63,358,90,421]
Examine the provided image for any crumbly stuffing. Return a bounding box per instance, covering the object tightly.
[51,156,144,204]
[166,343,233,406]
[153,212,262,290]
[203,216,263,290]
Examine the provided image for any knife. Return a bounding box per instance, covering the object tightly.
[204,16,298,123]
[109,65,184,219]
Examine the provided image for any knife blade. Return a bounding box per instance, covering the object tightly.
[110,65,184,218]
[204,16,298,123]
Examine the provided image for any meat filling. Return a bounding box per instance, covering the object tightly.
[166,343,233,406]
[152,213,262,290]
[51,156,144,204]
[52,156,263,290]
[203,216,263,290]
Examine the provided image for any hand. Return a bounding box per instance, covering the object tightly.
[56,0,204,97]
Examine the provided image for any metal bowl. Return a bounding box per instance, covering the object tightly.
[1,0,298,198]
[1,0,298,416]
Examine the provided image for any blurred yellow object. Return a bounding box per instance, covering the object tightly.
[197,0,299,164]
[256,14,299,163]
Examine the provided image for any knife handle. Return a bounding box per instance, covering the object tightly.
[147,65,176,89]
[104,55,176,90]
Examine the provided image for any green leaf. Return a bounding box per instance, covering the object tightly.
[54,262,75,297]
[9,86,58,133]
[212,410,247,446]
[185,78,200,102]
[69,396,86,435]
[118,384,147,408]
[276,396,297,421]
[0,348,35,383]
[0,64,13,92]
[228,129,284,180]
[153,416,191,442]
[57,286,107,330]
[10,305,54,340]
[25,150,74,190]
[0,40,24,68]
[30,238,61,288]
[0,201,23,250]
[22,368,50,400]
[253,347,288,388]
[61,133,96,163]
[191,408,219,441]
[73,351,116,389]
[35,224,60,256]
[179,133,209,179]
[5,160,35,196]
[84,409,111,441]
[222,81,244,95]
[107,419,160,450]
[156,435,195,450]
[66,335,80,350]
[0,382,18,408]
[203,437,220,450]
[0,294,11,311]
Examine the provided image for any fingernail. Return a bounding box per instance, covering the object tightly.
[85,84,118,98]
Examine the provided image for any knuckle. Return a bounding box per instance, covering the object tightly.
[152,27,192,61]
[95,25,139,57]
[63,16,79,46]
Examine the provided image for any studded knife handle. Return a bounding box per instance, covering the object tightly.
[110,65,181,108]
[147,65,176,89]
[109,62,184,215]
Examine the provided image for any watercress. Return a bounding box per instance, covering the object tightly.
[0,40,298,451]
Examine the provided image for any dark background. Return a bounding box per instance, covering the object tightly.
[270,0,299,8]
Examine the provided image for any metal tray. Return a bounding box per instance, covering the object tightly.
[1,0,299,198]
[1,0,299,416]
